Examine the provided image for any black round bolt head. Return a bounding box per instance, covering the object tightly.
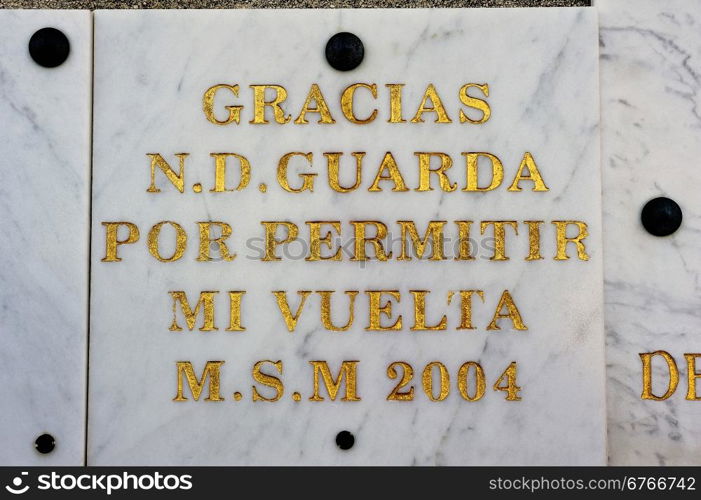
[335,430,355,450]
[34,433,55,454]
[29,27,70,68]
[641,197,682,236]
[325,32,364,71]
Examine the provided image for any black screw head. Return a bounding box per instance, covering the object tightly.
[335,430,355,450]
[35,433,55,454]
[325,32,364,71]
[29,27,70,68]
[641,197,683,236]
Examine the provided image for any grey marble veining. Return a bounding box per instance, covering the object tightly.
[0,10,91,465]
[88,8,605,465]
[599,0,701,465]
[5,3,698,466]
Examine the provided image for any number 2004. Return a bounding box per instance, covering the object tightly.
[386,361,521,402]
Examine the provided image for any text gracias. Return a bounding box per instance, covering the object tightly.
[100,82,594,404]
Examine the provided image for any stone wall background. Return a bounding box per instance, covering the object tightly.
[1,1,589,10]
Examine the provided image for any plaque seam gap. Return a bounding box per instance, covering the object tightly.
[84,10,95,468]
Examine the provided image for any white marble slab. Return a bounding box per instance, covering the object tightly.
[89,8,604,465]
[0,11,91,465]
[599,0,701,466]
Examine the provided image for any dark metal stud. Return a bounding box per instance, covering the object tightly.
[29,27,70,68]
[641,197,682,237]
[325,32,364,71]
[34,433,55,454]
[335,430,355,450]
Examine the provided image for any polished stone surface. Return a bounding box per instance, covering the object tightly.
[599,0,701,466]
[0,10,91,465]
[88,8,605,465]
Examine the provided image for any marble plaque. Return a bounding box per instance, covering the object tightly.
[0,11,92,465]
[88,8,605,465]
[599,0,701,465]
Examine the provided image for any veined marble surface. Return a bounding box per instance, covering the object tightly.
[0,11,91,465]
[599,0,701,465]
[88,8,604,465]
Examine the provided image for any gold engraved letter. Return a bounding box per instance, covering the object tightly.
[640,351,679,400]
[366,290,402,331]
[415,152,457,192]
[455,221,475,261]
[459,83,491,124]
[487,290,527,331]
[422,362,450,401]
[458,362,486,401]
[456,290,485,330]
[341,83,378,124]
[306,221,342,261]
[252,360,284,402]
[261,221,299,261]
[148,221,187,262]
[397,221,446,261]
[210,153,251,192]
[480,221,518,261]
[325,152,364,193]
[411,290,447,331]
[350,221,392,261]
[524,221,544,261]
[227,291,246,331]
[203,84,241,125]
[685,353,701,401]
[368,152,409,192]
[277,152,316,193]
[318,290,357,331]
[146,153,188,193]
[552,221,589,261]
[385,84,406,123]
[463,152,504,192]
[173,361,224,401]
[249,85,291,124]
[309,361,361,401]
[273,290,311,332]
[507,152,549,192]
[169,290,218,331]
[102,222,139,262]
[294,84,336,124]
[197,221,236,262]
[411,84,452,123]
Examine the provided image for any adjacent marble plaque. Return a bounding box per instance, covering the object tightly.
[88,8,605,465]
[0,10,92,465]
[599,0,701,465]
